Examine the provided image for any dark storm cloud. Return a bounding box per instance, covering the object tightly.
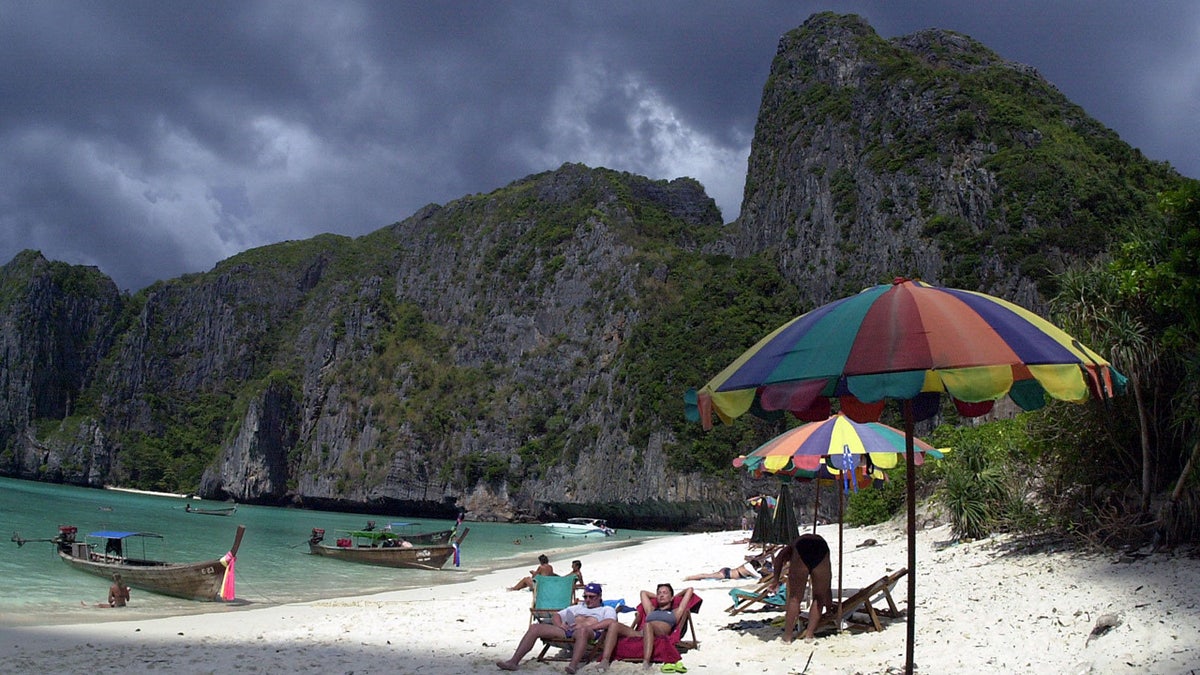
[2,1,1197,290]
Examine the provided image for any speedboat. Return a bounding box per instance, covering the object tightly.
[541,518,615,537]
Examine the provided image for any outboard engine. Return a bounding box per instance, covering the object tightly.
[309,528,325,545]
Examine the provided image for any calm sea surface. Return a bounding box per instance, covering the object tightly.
[0,476,664,627]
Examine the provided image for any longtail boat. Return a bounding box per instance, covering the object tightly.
[13,525,245,601]
[307,526,468,569]
[185,503,238,516]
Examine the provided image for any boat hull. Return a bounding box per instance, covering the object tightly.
[59,526,244,601]
[541,524,614,537]
[187,507,237,516]
[403,528,454,545]
[308,528,467,569]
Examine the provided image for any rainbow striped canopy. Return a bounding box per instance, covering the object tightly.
[735,413,942,476]
[692,278,1125,428]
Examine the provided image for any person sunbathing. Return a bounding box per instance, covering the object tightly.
[683,553,772,581]
[508,553,554,591]
[596,583,694,670]
[497,582,616,674]
[768,533,833,643]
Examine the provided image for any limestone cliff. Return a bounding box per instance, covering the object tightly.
[0,14,1184,528]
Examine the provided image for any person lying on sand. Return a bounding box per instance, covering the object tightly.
[684,552,773,581]
[497,582,617,674]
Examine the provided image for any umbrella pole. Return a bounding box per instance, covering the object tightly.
[903,400,917,675]
[812,481,820,534]
[837,482,844,628]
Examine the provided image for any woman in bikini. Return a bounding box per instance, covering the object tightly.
[768,533,833,643]
[596,583,694,669]
[683,552,772,581]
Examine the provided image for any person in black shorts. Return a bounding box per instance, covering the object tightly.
[768,534,833,642]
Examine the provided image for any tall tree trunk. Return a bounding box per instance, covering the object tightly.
[1133,371,1153,513]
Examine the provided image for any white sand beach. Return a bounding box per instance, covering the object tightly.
[3,519,1198,675]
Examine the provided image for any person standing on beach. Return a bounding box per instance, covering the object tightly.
[508,554,554,591]
[769,533,833,643]
[497,582,616,674]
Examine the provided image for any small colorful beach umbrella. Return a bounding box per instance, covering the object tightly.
[738,413,941,476]
[690,278,1123,675]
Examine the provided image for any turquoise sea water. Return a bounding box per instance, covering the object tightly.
[0,477,661,627]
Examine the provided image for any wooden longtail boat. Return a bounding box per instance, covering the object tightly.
[307,526,468,569]
[184,503,238,516]
[14,525,245,601]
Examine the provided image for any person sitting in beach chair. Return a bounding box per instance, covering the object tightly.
[497,582,617,674]
[597,581,700,662]
[683,552,773,581]
[768,533,833,643]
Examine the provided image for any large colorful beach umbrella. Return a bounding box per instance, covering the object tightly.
[690,278,1124,674]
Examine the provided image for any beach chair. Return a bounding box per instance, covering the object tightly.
[609,591,704,663]
[529,574,576,624]
[810,567,908,634]
[726,581,787,615]
[533,596,629,664]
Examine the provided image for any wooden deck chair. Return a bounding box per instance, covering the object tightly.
[809,567,908,634]
[534,595,624,663]
[609,591,704,663]
[726,581,787,615]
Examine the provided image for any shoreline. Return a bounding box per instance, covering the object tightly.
[3,521,1198,674]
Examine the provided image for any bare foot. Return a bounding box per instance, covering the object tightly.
[496,660,519,671]
[565,665,578,674]
[596,662,610,672]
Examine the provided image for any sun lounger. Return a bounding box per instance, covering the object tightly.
[535,599,630,663]
[808,567,907,634]
[609,591,704,663]
[726,581,787,615]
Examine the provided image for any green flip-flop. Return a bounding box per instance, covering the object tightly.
[660,662,687,673]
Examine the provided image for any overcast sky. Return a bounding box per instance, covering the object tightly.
[3,2,1197,291]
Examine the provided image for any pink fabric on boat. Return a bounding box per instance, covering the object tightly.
[220,552,236,601]
[609,592,703,663]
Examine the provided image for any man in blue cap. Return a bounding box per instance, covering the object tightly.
[497,582,617,674]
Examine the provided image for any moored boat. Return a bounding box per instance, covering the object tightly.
[382,521,455,545]
[13,525,245,601]
[541,517,615,537]
[307,526,468,569]
[184,503,238,516]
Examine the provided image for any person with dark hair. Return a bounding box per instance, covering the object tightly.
[683,552,773,581]
[596,583,694,669]
[768,533,833,642]
[508,554,554,591]
[497,582,616,674]
[569,559,585,591]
